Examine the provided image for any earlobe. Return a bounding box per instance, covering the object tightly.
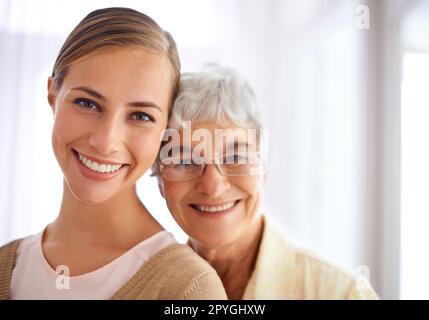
[47,77,56,114]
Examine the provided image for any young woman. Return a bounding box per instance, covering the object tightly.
[0,8,226,300]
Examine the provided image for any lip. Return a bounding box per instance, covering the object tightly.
[71,149,129,181]
[73,149,127,166]
[188,200,241,218]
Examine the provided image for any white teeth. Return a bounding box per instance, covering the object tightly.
[195,201,236,213]
[90,162,98,171]
[76,152,123,174]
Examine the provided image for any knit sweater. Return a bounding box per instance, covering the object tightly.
[0,240,227,300]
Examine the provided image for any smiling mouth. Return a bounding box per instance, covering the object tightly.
[190,200,240,213]
[72,149,128,174]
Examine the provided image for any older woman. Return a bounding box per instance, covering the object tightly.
[154,65,378,300]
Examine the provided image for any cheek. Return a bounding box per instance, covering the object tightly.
[236,177,262,219]
[164,183,189,209]
[129,129,163,165]
[52,106,88,148]
[234,176,263,198]
[53,106,94,141]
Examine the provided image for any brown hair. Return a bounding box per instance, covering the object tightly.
[51,7,180,105]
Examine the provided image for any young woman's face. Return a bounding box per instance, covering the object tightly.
[48,47,172,204]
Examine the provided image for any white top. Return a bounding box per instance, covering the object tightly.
[10,230,176,300]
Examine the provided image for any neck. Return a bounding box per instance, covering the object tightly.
[45,180,162,250]
[191,216,264,299]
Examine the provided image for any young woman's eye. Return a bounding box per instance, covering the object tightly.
[130,112,154,122]
[74,98,99,111]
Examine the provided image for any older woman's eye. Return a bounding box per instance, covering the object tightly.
[165,158,197,169]
[172,158,192,168]
[130,112,155,122]
[74,98,99,111]
[224,154,246,164]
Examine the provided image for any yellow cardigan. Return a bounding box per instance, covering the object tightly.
[242,216,379,299]
[0,240,226,300]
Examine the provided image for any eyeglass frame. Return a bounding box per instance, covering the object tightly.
[159,151,263,182]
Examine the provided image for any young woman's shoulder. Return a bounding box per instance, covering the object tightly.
[111,243,227,300]
[0,238,23,300]
[0,238,23,269]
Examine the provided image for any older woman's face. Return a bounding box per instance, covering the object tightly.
[160,121,263,248]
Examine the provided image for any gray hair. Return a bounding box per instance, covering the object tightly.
[152,64,269,176]
[168,65,262,130]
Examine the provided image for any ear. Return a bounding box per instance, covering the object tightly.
[47,77,57,115]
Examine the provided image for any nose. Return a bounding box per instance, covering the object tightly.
[196,164,231,197]
[88,115,122,155]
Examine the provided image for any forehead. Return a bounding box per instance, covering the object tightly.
[61,47,172,110]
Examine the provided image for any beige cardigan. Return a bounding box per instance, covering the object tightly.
[242,216,379,300]
[0,240,226,300]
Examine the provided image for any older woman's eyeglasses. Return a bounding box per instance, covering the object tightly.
[159,152,263,182]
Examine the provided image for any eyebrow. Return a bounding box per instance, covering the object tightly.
[71,86,163,113]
